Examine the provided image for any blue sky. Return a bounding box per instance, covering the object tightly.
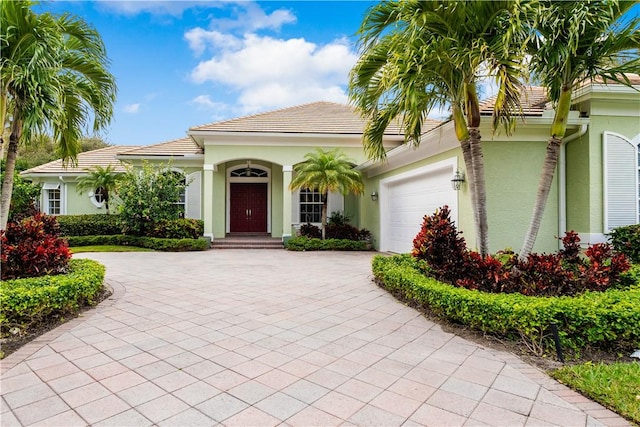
[38,1,377,146]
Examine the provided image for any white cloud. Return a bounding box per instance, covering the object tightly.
[191,95,228,110]
[123,103,141,113]
[188,33,358,114]
[206,2,296,33]
[96,0,213,17]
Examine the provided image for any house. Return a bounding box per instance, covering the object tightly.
[22,80,640,253]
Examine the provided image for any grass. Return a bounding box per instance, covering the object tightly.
[551,362,640,424]
[70,245,154,253]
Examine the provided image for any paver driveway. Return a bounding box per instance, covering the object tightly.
[0,251,630,426]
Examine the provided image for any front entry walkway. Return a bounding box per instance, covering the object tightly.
[0,251,629,426]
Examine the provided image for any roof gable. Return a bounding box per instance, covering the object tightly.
[21,145,136,176]
[190,101,413,135]
[118,137,203,157]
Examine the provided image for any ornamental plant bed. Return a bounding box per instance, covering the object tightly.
[0,258,109,359]
[373,255,640,359]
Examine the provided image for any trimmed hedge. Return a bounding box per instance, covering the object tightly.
[373,254,640,358]
[286,236,367,251]
[65,235,209,251]
[57,214,122,236]
[0,259,105,334]
[609,224,640,264]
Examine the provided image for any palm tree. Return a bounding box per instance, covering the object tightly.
[289,149,365,240]
[76,165,121,213]
[349,0,528,256]
[519,0,640,259]
[0,0,116,229]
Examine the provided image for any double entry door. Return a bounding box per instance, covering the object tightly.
[230,183,268,233]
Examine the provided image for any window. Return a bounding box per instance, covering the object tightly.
[42,183,61,215]
[230,167,268,178]
[603,132,639,230]
[300,188,323,223]
[94,186,106,205]
[47,189,61,214]
[170,171,186,218]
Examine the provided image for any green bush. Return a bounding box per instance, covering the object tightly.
[147,219,204,239]
[373,254,640,358]
[0,259,105,334]
[57,214,123,236]
[609,224,640,263]
[286,236,367,251]
[65,235,209,251]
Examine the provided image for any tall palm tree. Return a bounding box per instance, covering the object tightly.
[0,0,116,229]
[519,0,640,259]
[76,165,121,213]
[349,0,528,256]
[289,149,365,239]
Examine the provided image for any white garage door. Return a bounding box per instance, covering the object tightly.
[381,161,458,253]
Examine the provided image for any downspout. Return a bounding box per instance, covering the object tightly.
[559,124,588,246]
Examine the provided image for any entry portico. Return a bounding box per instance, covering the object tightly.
[188,102,404,241]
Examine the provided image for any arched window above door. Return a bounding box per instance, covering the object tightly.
[230,167,268,178]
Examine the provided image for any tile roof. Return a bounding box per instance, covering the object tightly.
[190,101,423,135]
[21,145,136,175]
[479,86,549,116]
[118,137,203,157]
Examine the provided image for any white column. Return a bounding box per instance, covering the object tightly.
[282,165,293,239]
[203,164,215,239]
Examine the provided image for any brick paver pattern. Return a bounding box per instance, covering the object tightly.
[0,251,631,426]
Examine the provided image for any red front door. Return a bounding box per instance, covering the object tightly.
[230,183,268,233]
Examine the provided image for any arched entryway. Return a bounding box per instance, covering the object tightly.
[227,164,271,234]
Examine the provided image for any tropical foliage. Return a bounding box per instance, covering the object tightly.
[349,0,529,256]
[0,0,117,229]
[76,165,121,213]
[289,149,364,239]
[0,213,71,280]
[117,162,187,236]
[519,0,640,258]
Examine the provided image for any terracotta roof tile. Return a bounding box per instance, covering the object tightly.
[118,137,203,157]
[21,145,136,176]
[479,86,549,116]
[189,101,415,135]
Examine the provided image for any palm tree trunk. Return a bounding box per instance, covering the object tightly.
[459,137,478,238]
[469,128,489,257]
[321,193,328,240]
[519,86,572,260]
[519,135,563,259]
[0,119,23,230]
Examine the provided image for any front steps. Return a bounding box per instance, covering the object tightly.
[211,235,284,250]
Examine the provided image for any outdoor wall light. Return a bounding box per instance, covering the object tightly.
[245,160,252,176]
[371,191,379,202]
[451,169,465,191]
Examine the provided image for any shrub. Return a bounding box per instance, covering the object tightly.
[412,206,631,296]
[57,214,123,236]
[1,213,71,280]
[286,236,367,251]
[147,218,204,239]
[609,224,640,263]
[300,223,322,239]
[117,162,188,236]
[373,254,640,357]
[0,171,40,223]
[0,259,105,334]
[65,235,209,251]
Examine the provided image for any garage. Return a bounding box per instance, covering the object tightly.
[379,160,458,253]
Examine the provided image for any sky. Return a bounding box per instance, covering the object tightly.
[37,0,379,146]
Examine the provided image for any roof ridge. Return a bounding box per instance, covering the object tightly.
[119,137,192,154]
[189,101,352,131]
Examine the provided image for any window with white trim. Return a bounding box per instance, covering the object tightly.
[603,132,639,230]
[42,183,61,215]
[299,188,323,223]
[94,186,106,205]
